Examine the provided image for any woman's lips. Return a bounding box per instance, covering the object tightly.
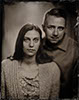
[27,49,35,52]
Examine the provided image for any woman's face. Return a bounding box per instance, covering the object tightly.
[23,29,40,57]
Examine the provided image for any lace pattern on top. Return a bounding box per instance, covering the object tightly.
[19,71,39,100]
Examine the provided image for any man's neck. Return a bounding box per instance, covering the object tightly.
[45,33,65,49]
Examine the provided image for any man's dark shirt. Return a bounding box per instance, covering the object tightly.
[39,33,78,98]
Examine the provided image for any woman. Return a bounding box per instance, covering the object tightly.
[1,23,60,100]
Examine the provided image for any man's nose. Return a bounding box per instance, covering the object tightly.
[53,28,58,36]
[29,41,34,47]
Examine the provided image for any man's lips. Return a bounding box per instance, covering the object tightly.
[51,36,59,39]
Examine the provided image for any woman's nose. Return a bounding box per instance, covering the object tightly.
[29,41,34,47]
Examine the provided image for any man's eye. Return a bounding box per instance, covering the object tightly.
[58,27,64,31]
[34,38,39,43]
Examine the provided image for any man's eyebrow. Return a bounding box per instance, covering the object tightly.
[58,26,65,28]
[47,25,55,27]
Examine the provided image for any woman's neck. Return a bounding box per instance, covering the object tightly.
[23,55,36,65]
[20,55,38,70]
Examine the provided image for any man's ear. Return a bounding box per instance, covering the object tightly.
[42,24,45,32]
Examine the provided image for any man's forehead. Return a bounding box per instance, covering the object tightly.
[45,15,65,26]
[46,15,65,21]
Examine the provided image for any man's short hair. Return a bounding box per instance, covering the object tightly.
[43,8,67,25]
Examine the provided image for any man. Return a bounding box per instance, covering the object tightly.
[39,8,78,98]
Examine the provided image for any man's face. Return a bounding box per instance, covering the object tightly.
[44,15,65,44]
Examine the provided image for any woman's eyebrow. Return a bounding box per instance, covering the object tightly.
[24,37,30,40]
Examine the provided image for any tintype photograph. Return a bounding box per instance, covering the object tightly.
[0,0,79,100]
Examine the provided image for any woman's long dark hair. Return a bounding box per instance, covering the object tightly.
[13,23,42,61]
[8,23,52,64]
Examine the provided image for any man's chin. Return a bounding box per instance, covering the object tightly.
[50,40,58,44]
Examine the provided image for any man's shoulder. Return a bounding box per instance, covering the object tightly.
[68,35,77,42]
[68,36,78,48]
[65,35,78,60]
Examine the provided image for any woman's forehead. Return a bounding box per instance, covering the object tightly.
[24,30,40,38]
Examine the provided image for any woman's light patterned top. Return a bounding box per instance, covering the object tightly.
[19,68,39,100]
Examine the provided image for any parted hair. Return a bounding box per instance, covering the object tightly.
[13,23,42,61]
[43,8,67,25]
[8,23,53,64]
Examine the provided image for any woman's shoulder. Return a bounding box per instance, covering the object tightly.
[39,62,60,78]
[1,58,18,69]
[40,61,57,66]
[39,61,60,72]
[2,59,11,65]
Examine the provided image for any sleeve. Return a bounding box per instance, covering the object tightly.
[49,62,60,100]
[1,61,6,99]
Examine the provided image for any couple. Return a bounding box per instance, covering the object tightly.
[1,8,78,99]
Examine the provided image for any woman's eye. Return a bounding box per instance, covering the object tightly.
[24,38,30,42]
[34,38,39,43]
[47,26,55,30]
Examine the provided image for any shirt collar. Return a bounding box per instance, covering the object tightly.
[44,33,69,52]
